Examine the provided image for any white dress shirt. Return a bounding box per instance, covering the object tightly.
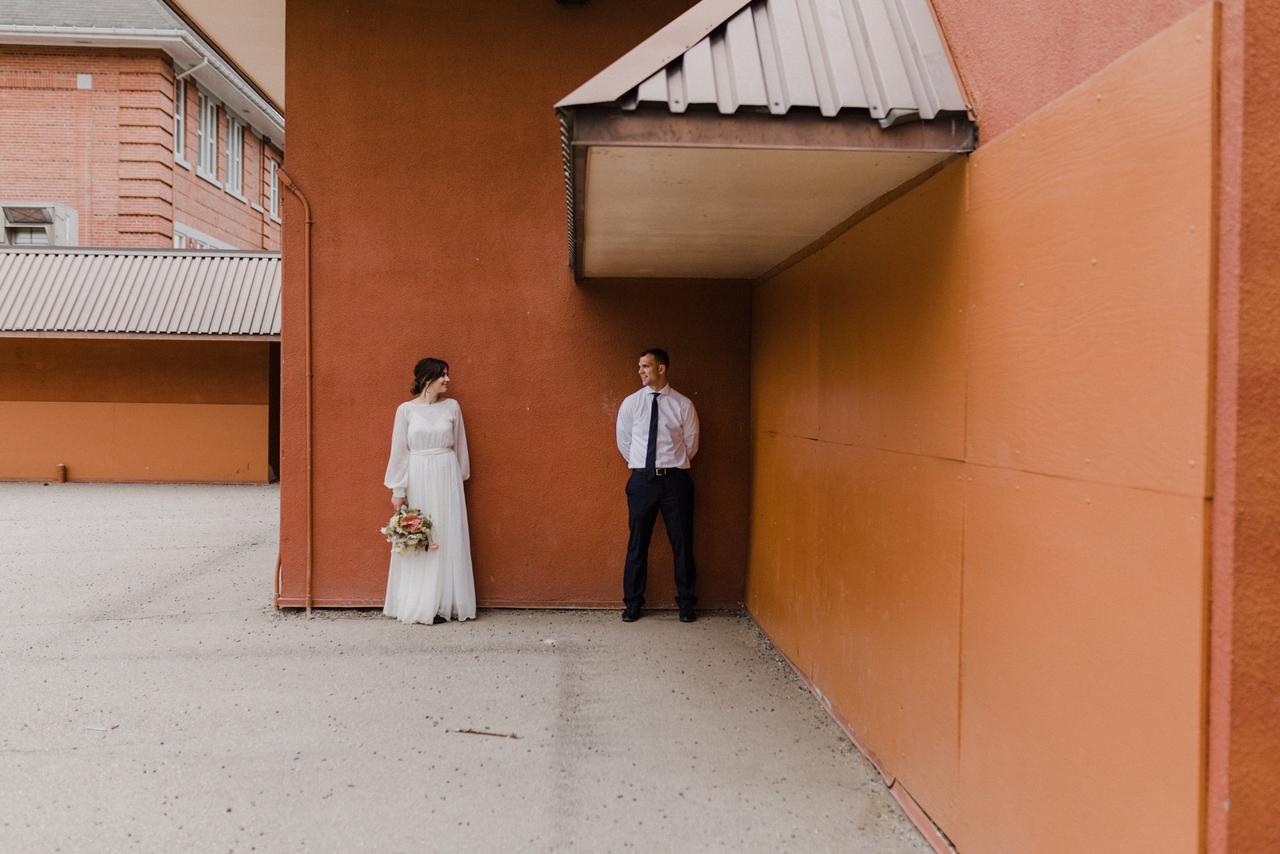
[616,384,699,469]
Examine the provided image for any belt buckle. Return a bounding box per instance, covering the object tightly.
[655,467,668,477]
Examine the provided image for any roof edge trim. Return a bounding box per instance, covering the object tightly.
[159,0,282,115]
[0,24,283,144]
[0,246,280,258]
[0,330,280,341]
[556,0,753,108]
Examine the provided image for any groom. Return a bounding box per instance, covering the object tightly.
[615,348,700,623]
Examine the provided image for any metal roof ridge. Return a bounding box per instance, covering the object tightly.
[556,0,970,124]
[556,0,754,109]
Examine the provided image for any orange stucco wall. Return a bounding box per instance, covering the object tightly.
[0,338,270,482]
[279,0,750,608]
[748,8,1213,852]
[1209,1,1280,850]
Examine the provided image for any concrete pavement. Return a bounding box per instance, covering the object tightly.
[0,483,928,853]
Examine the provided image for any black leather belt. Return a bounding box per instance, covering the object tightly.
[633,467,680,476]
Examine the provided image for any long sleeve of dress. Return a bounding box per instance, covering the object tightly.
[453,401,470,481]
[384,404,410,498]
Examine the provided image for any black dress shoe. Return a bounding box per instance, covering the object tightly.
[621,605,641,622]
[678,608,696,623]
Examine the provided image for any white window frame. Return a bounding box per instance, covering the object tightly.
[225,117,245,198]
[173,77,188,166]
[7,226,50,245]
[0,203,78,246]
[267,158,280,222]
[174,222,235,250]
[196,90,221,186]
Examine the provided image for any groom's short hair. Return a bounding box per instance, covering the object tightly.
[640,347,670,368]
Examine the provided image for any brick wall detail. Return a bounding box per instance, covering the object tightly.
[0,46,280,250]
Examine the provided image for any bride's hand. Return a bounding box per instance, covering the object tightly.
[391,496,406,511]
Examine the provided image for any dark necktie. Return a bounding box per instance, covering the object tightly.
[644,392,660,476]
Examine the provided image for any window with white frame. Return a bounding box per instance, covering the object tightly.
[196,90,219,181]
[267,158,280,220]
[173,77,186,160]
[5,208,50,245]
[174,222,233,250]
[226,118,244,196]
[0,204,78,245]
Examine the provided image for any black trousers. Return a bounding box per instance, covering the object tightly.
[623,468,696,609]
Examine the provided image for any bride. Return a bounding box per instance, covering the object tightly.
[382,357,477,624]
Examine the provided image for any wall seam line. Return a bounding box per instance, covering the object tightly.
[762,429,1207,500]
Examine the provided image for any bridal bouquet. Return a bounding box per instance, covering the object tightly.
[380,507,436,553]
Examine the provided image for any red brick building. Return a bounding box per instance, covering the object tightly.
[0,0,283,251]
[0,0,284,484]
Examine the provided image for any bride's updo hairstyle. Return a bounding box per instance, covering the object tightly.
[410,357,449,396]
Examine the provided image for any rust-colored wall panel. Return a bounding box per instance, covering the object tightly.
[965,9,1213,497]
[2,400,268,482]
[813,165,967,459]
[749,164,971,830]
[0,339,269,405]
[748,6,1213,852]
[957,466,1204,853]
[752,162,967,459]
[281,0,750,609]
[1210,0,1280,849]
[750,261,820,442]
[299,278,750,608]
[746,430,827,673]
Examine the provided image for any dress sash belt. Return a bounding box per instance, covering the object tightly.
[409,448,453,456]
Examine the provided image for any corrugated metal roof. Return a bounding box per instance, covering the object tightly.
[557,0,968,127]
[0,247,280,338]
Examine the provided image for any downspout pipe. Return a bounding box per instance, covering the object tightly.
[278,167,314,614]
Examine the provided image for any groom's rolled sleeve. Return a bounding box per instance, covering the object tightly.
[683,400,700,461]
[615,394,634,461]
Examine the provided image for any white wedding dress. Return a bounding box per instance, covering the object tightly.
[382,398,476,624]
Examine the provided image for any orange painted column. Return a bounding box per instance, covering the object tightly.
[1207,1,1280,850]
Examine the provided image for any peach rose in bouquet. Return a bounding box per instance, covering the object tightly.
[380,507,436,552]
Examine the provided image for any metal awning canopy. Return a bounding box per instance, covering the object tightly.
[556,0,975,280]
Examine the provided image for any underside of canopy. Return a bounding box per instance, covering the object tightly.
[556,0,975,280]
